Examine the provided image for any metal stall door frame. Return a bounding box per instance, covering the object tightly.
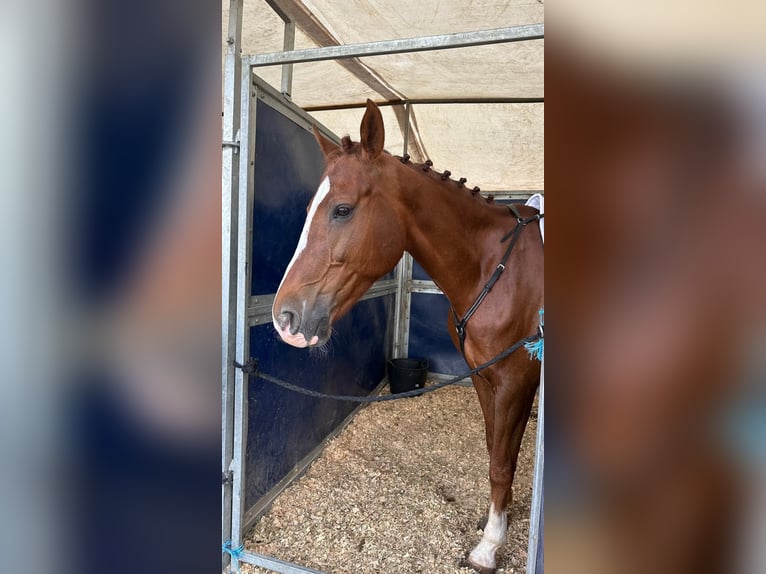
[224,65,330,574]
[221,0,242,567]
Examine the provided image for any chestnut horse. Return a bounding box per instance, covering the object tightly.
[272,100,543,573]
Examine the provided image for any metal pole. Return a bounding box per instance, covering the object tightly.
[402,101,411,156]
[281,20,295,98]
[526,359,545,574]
[302,97,544,112]
[240,551,326,574]
[247,24,543,67]
[391,102,414,360]
[392,253,413,359]
[230,62,257,562]
[222,0,242,569]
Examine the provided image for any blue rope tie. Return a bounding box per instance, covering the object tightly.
[222,540,245,573]
[525,308,544,361]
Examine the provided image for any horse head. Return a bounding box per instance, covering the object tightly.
[272,100,406,347]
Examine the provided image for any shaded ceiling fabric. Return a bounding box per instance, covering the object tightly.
[224,0,544,191]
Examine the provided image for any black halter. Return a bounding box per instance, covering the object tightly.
[450,204,543,357]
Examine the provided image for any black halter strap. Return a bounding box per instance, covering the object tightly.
[450,206,543,357]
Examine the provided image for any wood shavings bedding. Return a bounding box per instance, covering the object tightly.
[243,384,537,574]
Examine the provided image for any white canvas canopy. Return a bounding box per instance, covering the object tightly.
[223,0,544,192]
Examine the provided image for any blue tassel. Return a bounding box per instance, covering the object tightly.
[525,337,543,361]
[525,308,544,361]
[222,540,245,573]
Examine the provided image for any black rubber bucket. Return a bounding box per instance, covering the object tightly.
[387,358,428,394]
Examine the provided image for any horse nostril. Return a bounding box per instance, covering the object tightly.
[277,310,298,334]
[276,311,291,330]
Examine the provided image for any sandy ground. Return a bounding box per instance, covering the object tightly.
[242,383,538,574]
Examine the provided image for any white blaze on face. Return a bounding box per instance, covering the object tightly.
[468,503,507,570]
[272,177,332,346]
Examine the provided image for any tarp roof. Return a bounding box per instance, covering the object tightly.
[223,0,544,191]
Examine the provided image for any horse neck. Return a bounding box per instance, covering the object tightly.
[393,162,501,313]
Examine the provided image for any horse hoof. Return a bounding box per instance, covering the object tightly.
[459,553,496,574]
[477,514,488,531]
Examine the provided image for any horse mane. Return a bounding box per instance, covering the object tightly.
[396,155,497,204]
[333,137,493,203]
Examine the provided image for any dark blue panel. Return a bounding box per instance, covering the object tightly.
[245,295,393,508]
[412,259,432,282]
[250,101,327,296]
[407,293,467,375]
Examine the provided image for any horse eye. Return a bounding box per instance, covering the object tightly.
[333,204,354,219]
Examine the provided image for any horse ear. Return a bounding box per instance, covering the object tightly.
[313,125,340,159]
[360,99,384,159]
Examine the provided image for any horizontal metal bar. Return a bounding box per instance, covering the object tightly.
[248,280,397,326]
[250,315,273,327]
[240,551,326,574]
[428,371,474,386]
[248,294,275,320]
[303,97,544,112]
[247,24,543,67]
[410,280,443,294]
[491,191,543,200]
[359,279,398,300]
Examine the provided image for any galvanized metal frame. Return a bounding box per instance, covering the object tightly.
[223,2,544,572]
[240,551,325,574]
[281,21,295,97]
[392,252,414,359]
[229,57,258,553]
[263,0,296,97]
[527,360,545,574]
[221,0,243,569]
[392,102,414,360]
[245,24,544,67]
[303,97,544,112]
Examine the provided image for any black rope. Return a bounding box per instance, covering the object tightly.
[234,333,540,403]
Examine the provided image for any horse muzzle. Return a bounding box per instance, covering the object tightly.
[272,301,331,348]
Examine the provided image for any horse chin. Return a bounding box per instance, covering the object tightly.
[307,321,333,349]
[308,332,331,349]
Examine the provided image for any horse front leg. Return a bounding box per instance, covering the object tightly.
[467,366,538,574]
